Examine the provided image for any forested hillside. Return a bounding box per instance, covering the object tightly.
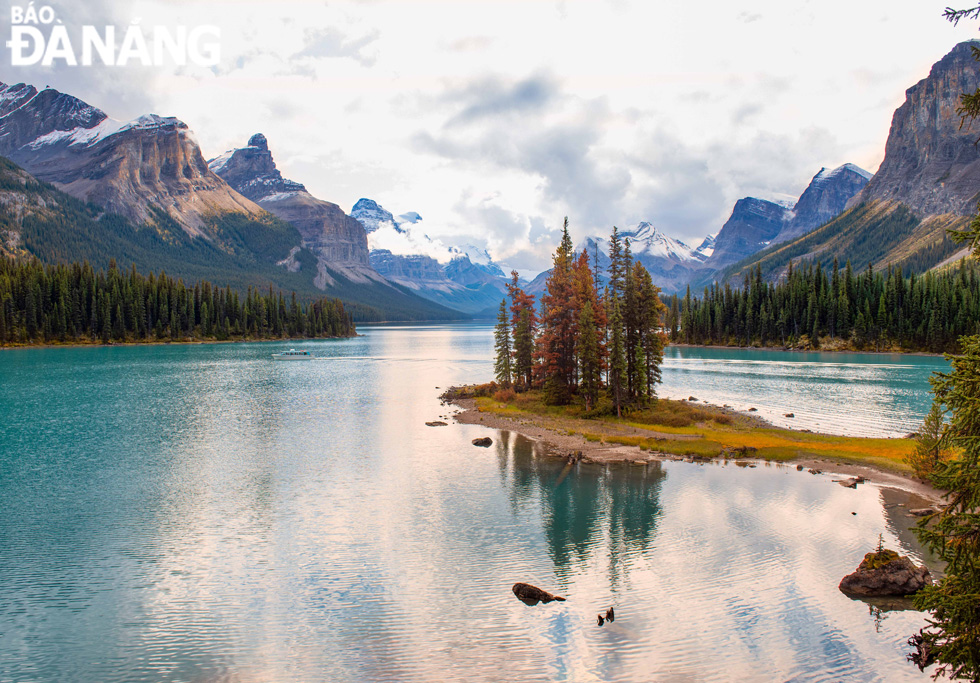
[0,257,356,345]
[667,259,980,353]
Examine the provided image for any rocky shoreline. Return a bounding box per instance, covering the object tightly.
[448,397,948,508]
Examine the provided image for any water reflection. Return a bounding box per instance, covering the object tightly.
[0,327,941,681]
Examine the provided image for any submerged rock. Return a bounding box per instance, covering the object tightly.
[472,437,493,447]
[909,508,936,517]
[839,549,932,597]
[512,582,566,606]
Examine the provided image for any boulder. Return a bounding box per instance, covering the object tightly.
[839,549,932,597]
[512,582,566,606]
[472,437,493,447]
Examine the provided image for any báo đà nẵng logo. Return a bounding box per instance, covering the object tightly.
[6,3,221,66]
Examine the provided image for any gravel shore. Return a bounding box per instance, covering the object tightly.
[448,397,947,508]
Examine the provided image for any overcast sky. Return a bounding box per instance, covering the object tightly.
[2,0,978,274]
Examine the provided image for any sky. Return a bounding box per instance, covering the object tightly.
[1,0,978,275]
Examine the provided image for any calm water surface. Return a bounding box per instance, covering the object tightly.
[660,346,948,437]
[0,325,946,681]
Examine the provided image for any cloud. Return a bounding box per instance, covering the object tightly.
[294,27,380,66]
[443,74,560,126]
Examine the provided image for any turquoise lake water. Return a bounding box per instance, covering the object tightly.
[0,325,947,681]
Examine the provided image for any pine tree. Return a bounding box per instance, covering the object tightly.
[608,298,627,418]
[577,300,601,410]
[507,271,537,391]
[906,401,951,479]
[912,336,980,678]
[493,299,513,386]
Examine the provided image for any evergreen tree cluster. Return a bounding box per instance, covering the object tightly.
[666,259,980,353]
[0,256,355,345]
[494,220,667,413]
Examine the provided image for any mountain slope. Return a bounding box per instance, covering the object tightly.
[350,197,509,314]
[0,82,263,236]
[0,157,464,321]
[773,164,872,244]
[702,163,869,273]
[702,198,792,271]
[715,41,980,285]
[209,134,382,286]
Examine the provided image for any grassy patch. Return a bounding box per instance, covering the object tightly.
[458,387,914,472]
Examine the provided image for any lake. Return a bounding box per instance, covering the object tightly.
[0,324,945,681]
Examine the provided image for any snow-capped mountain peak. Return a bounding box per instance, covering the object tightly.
[693,233,717,261]
[622,221,699,262]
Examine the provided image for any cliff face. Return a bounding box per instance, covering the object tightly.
[775,164,871,244]
[710,43,980,287]
[856,40,980,216]
[703,198,792,270]
[0,83,263,237]
[209,135,378,284]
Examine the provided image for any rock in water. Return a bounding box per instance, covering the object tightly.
[472,437,493,447]
[839,549,932,597]
[909,508,936,517]
[512,582,566,606]
[605,607,615,622]
[425,421,448,427]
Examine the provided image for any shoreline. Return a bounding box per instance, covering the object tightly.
[447,396,947,507]
[668,342,946,358]
[0,334,359,351]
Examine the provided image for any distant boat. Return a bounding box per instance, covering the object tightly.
[271,349,313,361]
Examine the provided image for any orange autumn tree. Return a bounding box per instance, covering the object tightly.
[573,247,607,410]
[535,218,578,404]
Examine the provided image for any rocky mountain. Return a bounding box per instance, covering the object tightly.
[0,83,463,321]
[0,82,262,237]
[857,41,980,216]
[209,134,381,287]
[774,164,872,244]
[350,198,510,314]
[702,198,793,271]
[703,163,870,271]
[716,41,980,285]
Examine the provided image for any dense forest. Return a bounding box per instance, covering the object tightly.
[666,258,980,353]
[0,256,355,346]
[495,221,667,414]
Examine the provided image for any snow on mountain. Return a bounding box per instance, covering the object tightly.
[352,198,505,272]
[625,221,700,262]
[350,197,511,314]
[694,233,717,260]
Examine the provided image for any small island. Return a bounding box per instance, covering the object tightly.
[454,219,945,503]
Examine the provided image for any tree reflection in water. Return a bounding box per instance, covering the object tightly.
[494,430,667,586]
